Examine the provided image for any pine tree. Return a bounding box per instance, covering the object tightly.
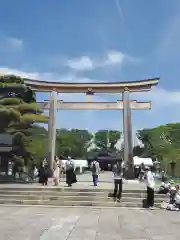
[0,75,48,168]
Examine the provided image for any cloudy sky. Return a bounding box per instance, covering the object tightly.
[0,0,179,133]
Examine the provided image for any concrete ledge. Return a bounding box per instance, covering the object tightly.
[0,204,161,210]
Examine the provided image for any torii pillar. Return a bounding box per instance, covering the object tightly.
[122,88,134,179]
[47,91,57,176]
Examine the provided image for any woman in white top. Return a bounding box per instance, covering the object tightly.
[145,167,155,209]
[53,157,62,186]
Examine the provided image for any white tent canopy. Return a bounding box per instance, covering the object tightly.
[61,159,88,168]
[133,156,153,166]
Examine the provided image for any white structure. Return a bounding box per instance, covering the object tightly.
[61,159,88,173]
[133,156,153,166]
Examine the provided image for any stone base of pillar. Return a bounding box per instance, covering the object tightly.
[125,163,135,180]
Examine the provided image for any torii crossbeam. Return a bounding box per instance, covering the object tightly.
[38,100,151,110]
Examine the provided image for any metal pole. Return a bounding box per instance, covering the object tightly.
[122,89,134,179]
[48,91,57,176]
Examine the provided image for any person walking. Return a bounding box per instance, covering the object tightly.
[39,160,49,186]
[112,159,123,202]
[53,156,62,186]
[145,166,155,209]
[65,157,77,187]
[90,158,100,186]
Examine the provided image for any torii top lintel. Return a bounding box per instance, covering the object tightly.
[24,77,159,93]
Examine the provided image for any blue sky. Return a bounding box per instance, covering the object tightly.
[0,0,180,134]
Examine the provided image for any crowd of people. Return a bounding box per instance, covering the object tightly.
[35,156,180,211]
[89,158,180,210]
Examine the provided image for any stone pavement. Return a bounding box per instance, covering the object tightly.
[1,206,180,240]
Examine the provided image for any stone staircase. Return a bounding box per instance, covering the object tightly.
[0,187,168,208]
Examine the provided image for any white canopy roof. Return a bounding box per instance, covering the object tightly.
[133,156,153,166]
[61,159,88,168]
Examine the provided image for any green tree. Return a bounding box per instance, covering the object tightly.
[94,130,121,150]
[94,130,108,149]
[56,129,93,158]
[108,130,121,149]
[0,75,48,169]
[27,125,48,166]
[137,123,180,173]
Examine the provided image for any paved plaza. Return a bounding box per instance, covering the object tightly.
[0,206,180,240]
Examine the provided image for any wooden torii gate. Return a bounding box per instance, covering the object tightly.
[0,74,159,179]
[24,77,159,179]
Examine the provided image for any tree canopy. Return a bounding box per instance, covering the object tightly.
[136,123,180,174]
[0,75,48,169]
[94,130,121,149]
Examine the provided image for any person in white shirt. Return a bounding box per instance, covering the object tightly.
[90,158,100,186]
[145,166,155,209]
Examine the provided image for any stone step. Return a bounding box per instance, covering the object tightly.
[0,190,168,200]
[0,195,167,203]
[0,187,150,193]
[0,198,162,208]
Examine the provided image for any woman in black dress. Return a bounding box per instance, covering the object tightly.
[39,161,49,186]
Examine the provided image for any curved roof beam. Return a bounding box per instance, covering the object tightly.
[24,77,159,93]
[0,74,159,93]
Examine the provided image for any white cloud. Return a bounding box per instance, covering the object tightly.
[63,50,140,71]
[67,56,93,71]
[0,67,94,83]
[106,51,125,65]
[0,37,24,52]
[132,87,180,108]
[6,37,24,50]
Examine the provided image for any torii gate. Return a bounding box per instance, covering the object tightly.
[22,77,159,179]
